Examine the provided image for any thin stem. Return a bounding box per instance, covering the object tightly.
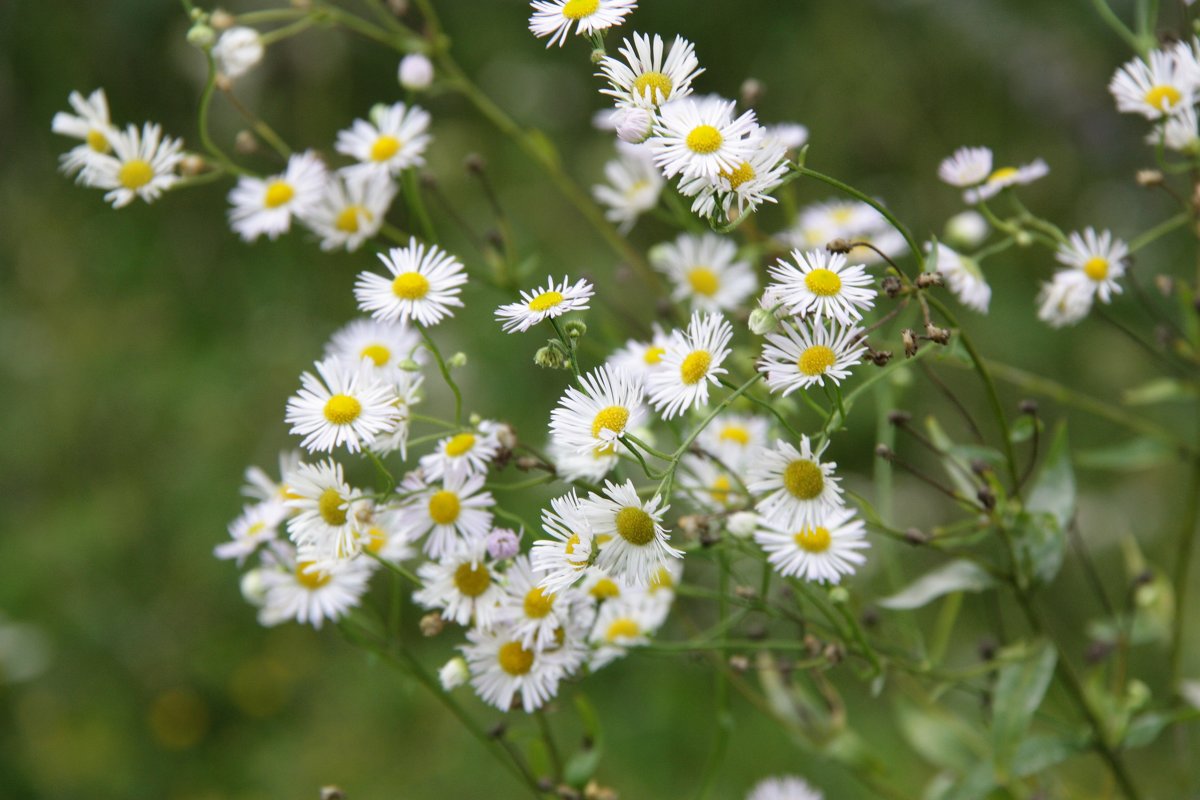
[404,169,437,241]
[535,709,563,782]
[1090,0,1147,53]
[196,52,249,177]
[416,323,463,426]
[1169,434,1200,690]
[695,548,732,800]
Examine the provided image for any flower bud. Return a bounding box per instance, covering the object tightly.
[447,352,468,368]
[398,53,434,90]
[614,107,654,144]
[486,527,521,560]
[212,27,264,79]
[534,345,567,370]
[944,210,988,249]
[748,307,779,336]
[726,511,758,538]
[240,569,268,606]
[420,611,445,637]
[187,23,216,49]
[439,656,469,690]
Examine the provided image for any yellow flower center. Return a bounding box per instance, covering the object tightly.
[86,128,110,153]
[649,566,674,591]
[615,506,655,546]
[988,166,1019,184]
[428,490,461,525]
[643,346,665,365]
[685,124,723,154]
[263,180,294,209]
[680,350,712,385]
[591,405,630,441]
[444,433,477,457]
[323,394,362,425]
[318,488,348,526]
[561,0,599,18]
[798,345,836,377]
[589,577,621,599]
[633,71,674,104]
[295,561,332,590]
[523,587,555,618]
[392,271,431,300]
[528,290,564,312]
[709,475,733,505]
[360,344,391,366]
[719,425,751,445]
[366,526,387,554]
[118,159,153,190]
[783,459,824,500]
[720,161,756,190]
[497,641,535,675]
[794,526,832,553]
[453,561,491,597]
[804,268,842,297]
[1145,84,1182,111]
[606,618,640,642]
[832,207,854,224]
[370,135,402,162]
[687,267,720,297]
[1083,256,1109,281]
[335,205,372,233]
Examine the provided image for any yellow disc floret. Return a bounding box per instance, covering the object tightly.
[370,135,402,162]
[1145,85,1182,112]
[360,344,391,367]
[444,433,477,457]
[709,475,733,505]
[335,205,371,233]
[118,159,154,190]
[798,345,836,377]
[392,271,430,300]
[561,0,599,19]
[605,618,640,642]
[528,290,565,312]
[643,346,665,365]
[988,166,1019,184]
[794,526,832,553]
[366,526,387,554]
[783,459,824,500]
[633,71,674,104]
[295,561,332,590]
[263,180,294,209]
[804,268,842,297]
[720,161,756,190]
[454,561,491,597]
[323,394,363,425]
[719,425,751,445]
[318,488,348,526]
[591,405,630,439]
[615,506,655,546]
[589,577,620,600]
[523,587,555,618]
[428,490,461,525]
[1083,256,1109,281]
[687,267,720,297]
[680,350,712,385]
[87,129,111,153]
[686,125,723,154]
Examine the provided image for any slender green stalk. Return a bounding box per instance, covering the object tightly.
[196,52,250,177]
[404,169,437,241]
[1091,0,1148,52]
[535,709,563,782]
[416,323,463,426]
[1169,435,1200,690]
[1129,211,1190,252]
[694,548,733,800]
[258,15,317,45]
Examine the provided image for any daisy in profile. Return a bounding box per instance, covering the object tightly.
[549,438,619,482]
[414,538,505,628]
[498,556,585,649]
[1036,272,1095,328]
[215,503,282,565]
[592,144,664,233]
[1055,227,1128,304]
[400,471,494,558]
[242,450,303,511]
[549,364,645,455]
[1109,48,1197,119]
[324,317,424,378]
[789,199,886,246]
[768,249,876,325]
[301,170,396,252]
[360,502,417,564]
[367,370,423,459]
[283,459,368,561]
[581,566,627,604]
[766,123,809,151]
[607,323,672,381]
[82,122,184,208]
[755,506,868,584]
[582,480,681,585]
[227,150,327,242]
[746,775,824,800]
[528,0,637,48]
[758,321,866,394]
[1149,103,1200,154]
[678,455,743,512]
[963,158,1048,204]
[599,33,703,109]
[588,595,661,669]
[354,237,467,326]
[646,312,733,419]
[937,146,992,188]
[650,233,757,313]
[51,88,117,176]
[257,545,374,630]
[680,135,790,221]
[285,357,400,454]
[746,437,844,531]
[927,241,991,313]
[336,102,432,177]
[532,490,596,593]
[212,27,264,79]
[697,413,769,470]
[419,420,503,481]
[650,98,763,180]
[495,276,594,333]
[462,623,565,712]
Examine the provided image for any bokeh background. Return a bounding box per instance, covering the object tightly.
[2,0,1197,797]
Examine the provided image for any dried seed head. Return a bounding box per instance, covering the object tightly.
[924,322,951,345]
[887,410,912,426]
[419,611,445,637]
[916,271,944,289]
[234,130,258,154]
[875,443,896,460]
[826,238,853,254]
[882,275,903,298]
[869,349,893,367]
[739,78,765,107]
[904,527,929,545]
[1136,168,1164,187]
[976,486,996,510]
[901,328,919,357]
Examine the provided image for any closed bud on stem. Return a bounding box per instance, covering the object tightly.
[187,23,216,49]
[590,47,607,64]
[904,528,929,545]
[438,656,468,690]
[1015,230,1034,247]
[398,53,434,91]
[1155,273,1174,297]
[868,348,893,367]
[464,153,486,175]
[1136,168,1164,187]
[320,787,346,800]
[728,654,750,674]
[740,77,765,107]
[179,154,208,177]
[734,585,757,601]
[613,107,653,144]
[901,328,919,357]
[534,346,566,370]
[875,443,895,460]
[562,320,587,339]
[447,352,468,368]
[828,586,849,605]
[419,611,444,637]
[210,10,235,29]
[234,130,258,154]
[748,306,779,335]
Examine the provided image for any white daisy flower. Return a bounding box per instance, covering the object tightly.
[400,471,495,558]
[592,143,664,233]
[746,775,824,800]
[495,276,595,333]
[944,210,990,250]
[1109,48,1197,119]
[324,317,424,378]
[848,227,910,266]
[680,135,790,221]
[528,0,637,48]
[51,88,118,176]
[532,490,596,594]
[646,311,733,419]
[582,480,681,585]
[399,53,435,91]
[227,150,327,242]
[697,413,769,471]
[768,249,876,325]
[497,556,584,649]
[283,459,369,561]
[354,237,468,326]
[650,233,757,313]
[257,545,374,629]
[607,323,672,381]
[580,566,627,604]
[759,320,866,394]
[462,623,565,712]
[360,502,417,564]
[285,357,400,454]
[1148,103,1200,154]
[650,98,763,180]
[789,199,887,245]
[81,123,184,208]
[1055,227,1128,304]
[598,33,703,109]
[215,503,283,565]
[414,538,506,629]
[746,437,844,531]
[419,421,503,481]
[937,146,993,187]
[212,26,264,79]
[755,505,868,584]
[242,450,303,510]
[301,170,396,252]
[678,455,743,512]
[927,242,991,313]
[549,438,620,483]
[367,370,424,459]
[1036,271,1095,328]
[963,159,1049,204]
[767,123,809,151]
[336,102,432,178]
[549,364,646,456]
[588,595,662,669]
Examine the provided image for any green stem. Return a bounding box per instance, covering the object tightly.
[196,52,249,177]
[695,548,733,800]
[1169,429,1200,690]
[1090,0,1148,52]
[535,709,563,782]
[258,15,316,45]
[416,323,463,426]
[404,168,437,241]
[1129,211,1190,252]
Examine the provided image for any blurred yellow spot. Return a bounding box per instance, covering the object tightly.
[370,135,401,162]
[428,490,460,525]
[263,180,294,208]
[86,129,110,153]
[794,526,832,553]
[523,587,555,618]
[590,577,621,599]
[360,343,391,366]
[453,561,491,596]
[1145,84,1182,111]
[719,425,750,445]
[318,489,347,526]
[335,205,370,233]
[118,160,153,190]
[295,561,331,590]
[498,641,534,675]
[605,618,639,642]
[720,161,755,190]
[148,689,209,750]
[444,433,476,457]
[561,0,599,19]
[687,267,719,297]
[643,346,666,365]
[1083,257,1109,281]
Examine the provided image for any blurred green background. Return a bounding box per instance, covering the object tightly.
[2,0,1197,797]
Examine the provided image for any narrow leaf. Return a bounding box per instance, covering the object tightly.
[991,639,1057,776]
[879,560,996,610]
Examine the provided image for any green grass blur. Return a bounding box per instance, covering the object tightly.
[1,0,1197,797]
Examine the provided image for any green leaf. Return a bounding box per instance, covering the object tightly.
[925,417,984,498]
[895,698,987,773]
[1122,710,1180,750]
[1122,377,1196,406]
[564,745,602,788]
[879,560,996,610]
[991,640,1057,777]
[1008,414,1041,444]
[1075,436,1173,472]
[1010,732,1088,777]
[1027,424,1075,530]
[1010,511,1065,588]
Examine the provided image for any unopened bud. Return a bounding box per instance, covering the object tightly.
[881,275,902,298]
[822,642,845,665]
[826,238,853,254]
[234,130,258,154]
[828,586,849,605]
[875,444,895,460]
[748,306,779,336]
[901,328,919,357]
[534,345,567,370]
[1015,230,1034,247]
[397,358,420,372]
[869,349,893,367]
[240,569,268,606]
[945,210,989,249]
[1136,169,1164,187]
[398,53,434,90]
[740,78,765,107]
[904,528,929,545]
[613,107,654,144]
[887,410,911,426]
[439,656,469,690]
[210,10,235,29]
[976,486,996,510]
[562,320,587,339]
[186,23,216,49]
[728,654,751,674]
[419,611,445,637]
[1155,273,1174,297]
[494,422,518,450]
[590,47,606,64]
[486,527,521,560]
[320,787,346,800]
[726,511,758,538]
[447,352,468,368]
[734,585,757,601]
[178,154,208,177]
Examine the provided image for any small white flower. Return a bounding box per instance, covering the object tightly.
[398,53,434,90]
[650,97,763,180]
[414,538,506,628]
[51,88,118,176]
[598,33,703,109]
[462,623,565,712]
[399,471,495,558]
[697,413,769,471]
[678,455,744,512]
[439,656,469,690]
[215,503,283,565]
[746,775,824,800]
[212,26,264,79]
[650,233,757,313]
[419,421,503,481]
[679,135,790,221]
[937,146,993,187]
[283,459,369,561]
[1149,103,1200,154]
[301,170,396,252]
[81,123,184,208]
[258,546,374,630]
[766,123,809,150]
[242,450,303,507]
[532,490,596,594]
[360,502,418,563]
[325,317,423,378]
[944,210,989,249]
[285,357,400,454]
[1055,227,1127,304]
[495,276,594,333]
[1109,47,1197,119]
[498,556,586,650]
[768,249,876,325]
[592,143,664,233]
[964,159,1049,204]
[528,0,637,48]
[613,107,655,143]
[336,102,432,177]
[227,150,327,242]
[582,480,682,586]
[549,364,646,456]
[759,320,866,393]
[927,242,991,313]
[548,438,620,483]
[747,437,844,531]
[646,311,733,419]
[726,511,759,539]
[367,370,424,459]
[607,323,672,382]
[354,237,468,326]
[1036,271,1095,328]
[756,506,868,584]
[588,595,663,669]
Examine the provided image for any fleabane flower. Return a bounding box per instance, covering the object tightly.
[324,317,423,379]
[607,323,672,381]
[414,538,505,629]
[649,98,763,180]
[400,471,495,558]
[1149,103,1200,154]
[599,33,703,109]
[937,146,992,187]
[528,0,637,48]
[495,276,595,333]
[354,237,467,326]
[755,506,868,584]
[549,438,620,483]
[759,321,866,394]
[462,623,566,712]
[215,503,283,565]
[257,545,374,630]
[1109,47,1197,119]
[697,413,769,471]
[679,455,744,512]
[679,135,790,221]
[82,123,184,208]
[646,312,732,419]
[51,88,118,176]
[336,102,432,177]
[419,420,503,481]
[212,26,265,79]
[1036,271,1095,328]
[1055,227,1128,304]
[747,437,844,531]
[768,249,876,325]
[285,357,400,454]
[549,364,645,456]
[283,459,369,561]
[927,242,991,313]
[746,775,825,800]
[227,150,327,242]
[301,170,396,251]
[588,594,664,669]
[650,233,757,313]
[963,158,1048,204]
[592,143,664,232]
[367,370,423,459]
[533,490,596,594]
[583,481,681,586]
[499,556,585,649]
